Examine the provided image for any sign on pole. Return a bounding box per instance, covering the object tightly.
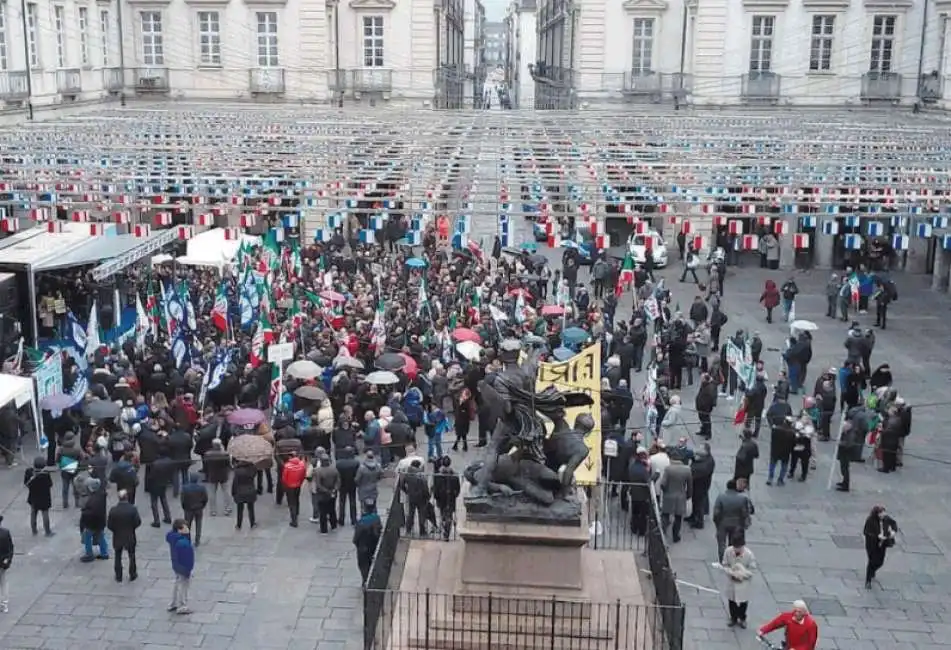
[267,342,294,364]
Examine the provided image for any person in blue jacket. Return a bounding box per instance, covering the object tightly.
[166,519,195,615]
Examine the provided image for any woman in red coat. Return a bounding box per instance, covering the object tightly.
[760,279,781,324]
[758,600,818,650]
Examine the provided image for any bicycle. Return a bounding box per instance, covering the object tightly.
[756,634,785,650]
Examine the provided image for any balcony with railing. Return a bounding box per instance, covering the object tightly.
[861,71,901,101]
[741,71,781,102]
[0,71,29,101]
[918,72,941,102]
[249,68,285,94]
[326,70,347,94]
[623,70,662,98]
[667,72,693,99]
[350,68,393,93]
[102,67,123,92]
[56,68,82,95]
[133,67,170,92]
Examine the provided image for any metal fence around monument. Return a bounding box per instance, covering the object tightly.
[364,482,685,649]
[364,589,682,650]
[363,489,407,650]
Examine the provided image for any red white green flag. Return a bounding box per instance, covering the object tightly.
[211,280,229,332]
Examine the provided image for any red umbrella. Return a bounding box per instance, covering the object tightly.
[451,327,482,344]
[541,304,565,316]
[507,288,533,299]
[399,353,419,380]
[320,290,346,302]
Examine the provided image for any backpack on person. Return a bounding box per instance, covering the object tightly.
[885,280,898,301]
[282,457,307,489]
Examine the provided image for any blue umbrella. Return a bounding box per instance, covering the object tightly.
[405,257,428,269]
[553,346,575,361]
[561,327,588,345]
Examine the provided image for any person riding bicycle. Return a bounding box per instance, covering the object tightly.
[757,600,818,650]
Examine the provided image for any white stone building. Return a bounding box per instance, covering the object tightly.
[3,0,951,112]
[0,0,442,110]
[510,0,951,108]
[504,0,536,108]
[463,0,485,106]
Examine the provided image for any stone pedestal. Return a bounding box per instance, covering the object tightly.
[458,502,590,591]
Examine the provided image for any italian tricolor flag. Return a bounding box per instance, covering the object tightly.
[616,252,635,297]
[249,309,274,368]
[269,362,282,408]
[211,281,229,331]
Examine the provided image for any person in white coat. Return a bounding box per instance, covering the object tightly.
[660,395,689,443]
[721,531,757,628]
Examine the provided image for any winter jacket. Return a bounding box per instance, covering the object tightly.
[108,501,142,548]
[166,530,195,578]
[181,474,208,513]
[202,448,231,484]
[316,401,335,433]
[760,280,780,309]
[231,464,258,504]
[309,459,340,500]
[355,458,383,503]
[79,490,108,533]
[400,466,431,505]
[24,467,54,511]
[335,449,360,492]
[759,612,819,650]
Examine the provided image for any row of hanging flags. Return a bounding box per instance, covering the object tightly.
[498,174,951,253]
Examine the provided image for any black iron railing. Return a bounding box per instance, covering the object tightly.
[362,482,685,649]
[646,482,686,650]
[364,589,679,649]
[362,488,406,650]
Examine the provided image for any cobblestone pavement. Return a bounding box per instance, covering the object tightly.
[640,263,951,650]
[0,455,393,650]
[517,240,951,650]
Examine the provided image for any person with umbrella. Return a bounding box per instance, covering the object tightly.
[231,461,258,530]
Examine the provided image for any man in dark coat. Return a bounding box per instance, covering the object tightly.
[109,451,140,504]
[180,474,208,546]
[627,447,652,536]
[147,452,175,527]
[353,499,382,585]
[695,373,717,439]
[166,428,193,498]
[202,439,231,516]
[107,490,141,582]
[79,479,109,562]
[335,447,360,526]
[431,456,461,540]
[687,445,715,529]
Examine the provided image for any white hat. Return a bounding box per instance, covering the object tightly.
[636,446,648,456]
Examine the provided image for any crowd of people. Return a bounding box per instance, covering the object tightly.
[0,215,913,650]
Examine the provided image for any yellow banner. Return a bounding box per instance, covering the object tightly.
[535,342,601,486]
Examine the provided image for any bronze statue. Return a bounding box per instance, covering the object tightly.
[463,339,594,512]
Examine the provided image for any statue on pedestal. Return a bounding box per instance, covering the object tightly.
[463,340,593,524]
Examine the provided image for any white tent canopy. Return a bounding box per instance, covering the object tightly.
[172,227,261,269]
[0,373,41,450]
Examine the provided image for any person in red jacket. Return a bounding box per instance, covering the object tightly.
[759,279,781,324]
[758,600,818,650]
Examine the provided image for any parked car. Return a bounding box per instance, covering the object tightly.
[627,230,669,268]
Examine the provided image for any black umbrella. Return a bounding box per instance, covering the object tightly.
[84,400,121,420]
[527,254,548,267]
[375,352,406,371]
